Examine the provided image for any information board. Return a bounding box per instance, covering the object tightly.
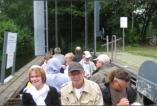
[120,17,128,28]
[6,32,17,54]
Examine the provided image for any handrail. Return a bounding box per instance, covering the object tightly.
[0,56,44,106]
[111,35,117,61]
[101,38,122,47]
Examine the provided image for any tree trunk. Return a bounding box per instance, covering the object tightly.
[140,2,156,42]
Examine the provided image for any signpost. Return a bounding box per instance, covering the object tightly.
[120,17,128,50]
[1,32,17,84]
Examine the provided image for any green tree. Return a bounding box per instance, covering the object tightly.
[0,18,33,56]
[0,0,33,56]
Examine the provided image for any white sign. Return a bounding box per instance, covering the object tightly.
[6,32,17,54]
[120,17,128,28]
[6,53,14,69]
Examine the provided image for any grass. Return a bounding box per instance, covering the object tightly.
[95,40,157,59]
[63,39,157,59]
[125,45,157,59]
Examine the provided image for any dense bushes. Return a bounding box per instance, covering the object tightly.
[0,18,33,55]
[0,16,33,69]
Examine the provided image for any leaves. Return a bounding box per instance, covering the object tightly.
[0,0,157,57]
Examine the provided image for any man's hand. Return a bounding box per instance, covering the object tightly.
[117,98,129,106]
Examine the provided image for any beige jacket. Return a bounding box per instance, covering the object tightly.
[61,78,103,105]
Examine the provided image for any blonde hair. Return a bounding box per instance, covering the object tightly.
[65,52,74,60]
[28,65,46,83]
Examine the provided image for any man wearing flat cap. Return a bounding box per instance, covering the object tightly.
[79,51,96,79]
[61,62,103,105]
[90,54,117,90]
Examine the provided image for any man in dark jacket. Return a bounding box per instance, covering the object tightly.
[73,46,83,62]
[102,68,137,105]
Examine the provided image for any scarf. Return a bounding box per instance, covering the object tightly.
[24,84,50,105]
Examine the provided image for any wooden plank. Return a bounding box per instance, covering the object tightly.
[0,56,44,105]
[0,56,41,93]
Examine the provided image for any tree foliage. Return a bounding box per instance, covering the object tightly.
[97,0,157,44]
[0,0,33,65]
[0,16,33,56]
[0,0,157,58]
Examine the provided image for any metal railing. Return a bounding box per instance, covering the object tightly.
[111,35,117,61]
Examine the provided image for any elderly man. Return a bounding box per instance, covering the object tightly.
[53,47,65,65]
[61,62,103,105]
[73,46,83,62]
[79,51,96,79]
[90,54,117,90]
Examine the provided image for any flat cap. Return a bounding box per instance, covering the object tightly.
[94,54,110,64]
[68,62,84,72]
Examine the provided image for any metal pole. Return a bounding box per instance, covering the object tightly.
[94,0,97,57]
[94,0,100,57]
[1,32,8,84]
[45,0,49,52]
[20,94,23,106]
[106,35,109,54]
[111,35,113,61]
[70,0,73,51]
[111,35,117,61]
[123,28,125,51]
[113,35,117,61]
[85,0,88,50]
[55,0,58,47]
[11,52,16,75]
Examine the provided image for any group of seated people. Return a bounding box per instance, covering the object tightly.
[22,46,138,106]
